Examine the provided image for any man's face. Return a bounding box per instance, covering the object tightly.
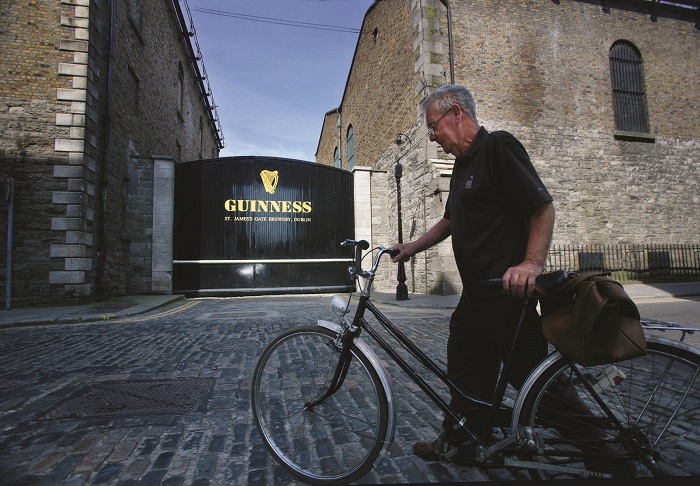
[426,103,458,156]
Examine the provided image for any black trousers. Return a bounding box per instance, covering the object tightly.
[442,292,547,442]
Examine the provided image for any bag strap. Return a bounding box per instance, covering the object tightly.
[535,271,606,303]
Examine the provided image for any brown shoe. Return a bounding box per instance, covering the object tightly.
[413,438,442,461]
[413,434,461,462]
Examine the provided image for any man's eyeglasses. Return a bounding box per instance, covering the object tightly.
[427,108,452,137]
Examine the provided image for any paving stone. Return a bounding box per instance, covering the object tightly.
[1,295,697,484]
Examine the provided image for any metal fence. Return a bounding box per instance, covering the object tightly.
[545,244,700,283]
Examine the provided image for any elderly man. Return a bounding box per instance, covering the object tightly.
[392,84,555,462]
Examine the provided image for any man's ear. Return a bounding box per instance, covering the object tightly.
[451,103,461,123]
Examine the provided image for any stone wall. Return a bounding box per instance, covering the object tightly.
[319,0,699,295]
[0,0,220,305]
[317,0,424,170]
[451,0,700,247]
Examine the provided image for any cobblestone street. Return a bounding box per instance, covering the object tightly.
[1,291,699,485]
[0,296,513,485]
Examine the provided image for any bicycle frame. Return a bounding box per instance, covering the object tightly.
[310,241,700,477]
[316,244,540,454]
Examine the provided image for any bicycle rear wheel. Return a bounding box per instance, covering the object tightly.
[516,337,700,479]
[251,325,389,485]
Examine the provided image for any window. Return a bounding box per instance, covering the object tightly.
[199,116,203,159]
[346,125,354,171]
[177,61,184,119]
[333,147,340,169]
[609,41,650,135]
[128,0,144,43]
[128,66,140,111]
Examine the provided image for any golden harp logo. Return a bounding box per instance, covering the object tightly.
[260,170,279,194]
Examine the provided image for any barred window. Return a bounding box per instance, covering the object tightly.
[609,41,649,134]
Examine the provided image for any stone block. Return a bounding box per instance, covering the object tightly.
[49,271,85,285]
[58,63,88,77]
[55,139,84,152]
[50,244,87,258]
[57,88,86,102]
[65,257,93,271]
[59,39,89,53]
[52,217,87,232]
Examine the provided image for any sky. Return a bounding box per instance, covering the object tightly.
[183,0,376,162]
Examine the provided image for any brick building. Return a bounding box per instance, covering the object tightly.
[316,0,700,295]
[0,0,223,306]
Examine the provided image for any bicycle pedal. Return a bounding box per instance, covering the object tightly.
[517,426,544,452]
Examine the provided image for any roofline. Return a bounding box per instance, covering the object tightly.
[170,0,225,149]
[315,1,380,158]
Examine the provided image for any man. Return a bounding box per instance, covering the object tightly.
[392,84,555,462]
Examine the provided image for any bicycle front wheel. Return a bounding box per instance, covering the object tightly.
[251,325,389,485]
[516,337,700,479]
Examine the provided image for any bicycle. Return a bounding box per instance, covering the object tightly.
[251,239,700,484]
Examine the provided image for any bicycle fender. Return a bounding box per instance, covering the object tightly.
[317,320,397,465]
[510,350,564,433]
[511,334,700,434]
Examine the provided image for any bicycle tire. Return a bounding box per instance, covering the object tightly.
[515,337,700,479]
[251,325,389,485]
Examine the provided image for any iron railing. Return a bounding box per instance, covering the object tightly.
[545,244,700,283]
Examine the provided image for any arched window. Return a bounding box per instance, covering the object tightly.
[333,147,340,169]
[609,41,649,134]
[346,125,355,171]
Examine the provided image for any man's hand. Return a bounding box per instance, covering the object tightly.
[391,243,415,264]
[501,260,543,298]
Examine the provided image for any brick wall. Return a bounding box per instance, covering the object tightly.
[317,0,699,295]
[316,109,340,166]
[1,0,220,305]
[451,0,700,247]
[317,0,423,170]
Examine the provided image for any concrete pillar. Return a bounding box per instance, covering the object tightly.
[152,157,175,294]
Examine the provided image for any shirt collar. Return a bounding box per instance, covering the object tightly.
[462,126,488,158]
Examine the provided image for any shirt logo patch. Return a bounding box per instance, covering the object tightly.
[465,175,474,189]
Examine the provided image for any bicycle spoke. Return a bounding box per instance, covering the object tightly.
[517,339,700,479]
[251,326,389,484]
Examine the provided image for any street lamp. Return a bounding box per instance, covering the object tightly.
[394,133,411,301]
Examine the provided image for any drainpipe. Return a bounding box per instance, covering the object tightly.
[337,109,343,168]
[445,0,455,84]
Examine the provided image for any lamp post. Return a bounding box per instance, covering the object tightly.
[394,133,411,301]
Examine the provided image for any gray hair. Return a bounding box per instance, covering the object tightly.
[421,84,477,122]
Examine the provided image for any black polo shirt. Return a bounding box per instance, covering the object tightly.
[444,127,552,289]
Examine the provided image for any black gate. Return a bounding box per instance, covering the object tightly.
[173,156,355,296]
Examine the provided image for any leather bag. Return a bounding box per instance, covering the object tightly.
[536,271,647,366]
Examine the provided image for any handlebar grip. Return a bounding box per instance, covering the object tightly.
[341,239,369,250]
[477,278,504,288]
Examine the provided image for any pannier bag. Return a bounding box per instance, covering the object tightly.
[536,271,647,366]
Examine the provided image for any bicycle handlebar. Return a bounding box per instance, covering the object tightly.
[341,240,399,280]
[475,271,570,296]
[341,239,370,251]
